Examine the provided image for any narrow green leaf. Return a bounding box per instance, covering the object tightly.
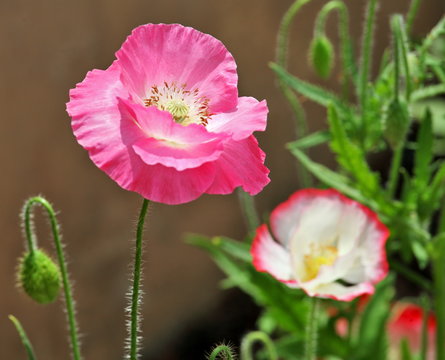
[187,234,308,332]
[353,276,394,360]
[9,315,37,360]
[288,146,367,203]
[327,103,380,195]
[270,63,353,119]
[411,84,445,102]
[419,163,445,219]
[286,131,330,150]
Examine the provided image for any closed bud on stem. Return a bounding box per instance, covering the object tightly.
[18,249,61,304]
[383,99,410,150]
[309,35,335,79]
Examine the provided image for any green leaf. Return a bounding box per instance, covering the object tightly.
[352,275,395,360]
[270,63,353,119]
[411,239,430,269]
[411,84,445,102]
[419,163,445,220]
[414,110,433,188]
[286,130,330,150]
[9,315,37,360]
[327,103,380,195]
[288,146,367,203]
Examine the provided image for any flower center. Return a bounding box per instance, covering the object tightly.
[302,244,338,282]
[144,82,212,126]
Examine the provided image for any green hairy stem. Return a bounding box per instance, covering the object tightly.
[22,196,82,360]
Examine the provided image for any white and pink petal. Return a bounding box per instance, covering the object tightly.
[251,225,296,284]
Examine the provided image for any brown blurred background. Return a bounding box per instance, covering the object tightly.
[1,0,443,359]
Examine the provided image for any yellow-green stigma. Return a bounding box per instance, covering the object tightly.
[165,100,189,123]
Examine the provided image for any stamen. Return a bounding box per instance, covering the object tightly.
[143,82,212,126]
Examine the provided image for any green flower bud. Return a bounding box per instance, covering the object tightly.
[383,99,410,149]
[18,250,61,304]
[309,35,335,79]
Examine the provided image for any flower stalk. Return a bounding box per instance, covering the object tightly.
[22,196,81,360]
[313,0,355,86]
[208,344,236,360]
[237,189,260,234]
[127,198,150,360]
[240,331,278,360]
[304,297,320,360]
[275,0,314,187]
[358,0,378,143]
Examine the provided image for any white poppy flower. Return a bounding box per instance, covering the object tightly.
[251,189,389,301]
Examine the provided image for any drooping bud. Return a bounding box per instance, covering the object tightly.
[383,99,410,149]
[309,35,335,79]
[18,250,61,304]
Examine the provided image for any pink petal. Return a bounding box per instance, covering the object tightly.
[118,99,226,170]
[67,62,216,204]
[205,136,270,195]
[251,224,296,284]
[207,97,268,140]
[67,62,133,178]
[116,23,238,113]
[123,162,216,205]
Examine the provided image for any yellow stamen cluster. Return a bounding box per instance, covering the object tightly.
[302,244,338,282]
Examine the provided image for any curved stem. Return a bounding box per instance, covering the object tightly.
[128,198,150,360]
[275,0,314,187]
[392,18,401,102]
[406,0,422,36]
[22,196,81,360]
[240,331,278,360]
[387,144,403,198]
[208,344,236,360]
[314,1,356,84]
[392,15,412,100]
[304,298,320,360]
[358,0,379,142]
[276,0,313,69]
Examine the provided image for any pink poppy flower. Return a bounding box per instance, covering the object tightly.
[251,189,389,301]
[67,24,270,204]
[388,303,436,359]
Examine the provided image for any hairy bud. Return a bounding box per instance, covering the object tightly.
[18,250,61,304]
[384,99,410,149]
[309,36,334,79]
